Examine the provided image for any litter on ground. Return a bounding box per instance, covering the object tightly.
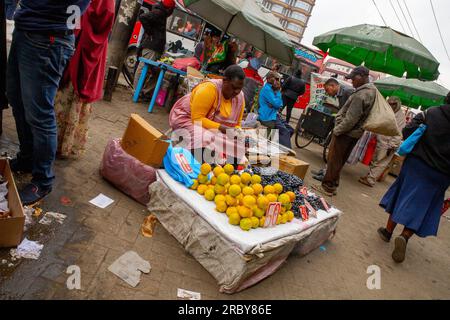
[108,251,150,287]
[10,238,44,260]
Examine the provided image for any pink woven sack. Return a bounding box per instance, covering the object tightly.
[100,139,157,205]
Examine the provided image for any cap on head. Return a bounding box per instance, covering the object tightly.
[161,0,176,9]
[345,66,370,79]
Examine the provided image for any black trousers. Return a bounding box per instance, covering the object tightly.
[282,95,296,124]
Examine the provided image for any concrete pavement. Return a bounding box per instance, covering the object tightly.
[0,85,449,300]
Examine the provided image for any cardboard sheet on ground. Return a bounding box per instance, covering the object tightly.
[108,251,151,287]
[157,170,341,254]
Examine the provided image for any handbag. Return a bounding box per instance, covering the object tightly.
[362,89,401,136]
[397,111,427,156]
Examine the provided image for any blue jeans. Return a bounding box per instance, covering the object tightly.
[260,115,294,149]
[7,30,75,189]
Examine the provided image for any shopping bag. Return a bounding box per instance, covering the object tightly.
[362,90,401,136]
[397,124,427,156]
[163,144,201,188]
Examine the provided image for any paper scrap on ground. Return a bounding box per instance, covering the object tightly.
[108,251,150,287]
[177,288,201,300]
[10,238,44,260]
[39,212,67,225]
[89,194,114,209]
[23,207,34,231]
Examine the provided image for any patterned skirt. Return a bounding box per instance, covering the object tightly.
[54,84,92,159]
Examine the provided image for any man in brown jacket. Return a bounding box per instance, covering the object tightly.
[312,66,377,197]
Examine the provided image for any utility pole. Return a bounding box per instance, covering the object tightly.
[104,0,142,101]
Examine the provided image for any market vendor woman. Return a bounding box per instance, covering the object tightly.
[169,65,246,162]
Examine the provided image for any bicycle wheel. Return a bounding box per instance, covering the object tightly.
[322,132,332,163]
[295,118,315,149]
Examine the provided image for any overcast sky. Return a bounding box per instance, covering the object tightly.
[302,0,450,90]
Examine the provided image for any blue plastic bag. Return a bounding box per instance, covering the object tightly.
[163,144,201,188]
[397,124,427,157]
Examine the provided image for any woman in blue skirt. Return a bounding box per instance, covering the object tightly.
[378,92,450,263]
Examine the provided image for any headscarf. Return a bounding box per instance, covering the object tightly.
[60,0,115,103]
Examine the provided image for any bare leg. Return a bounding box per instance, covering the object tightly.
[400,227,414,241]
[386,216,397,234]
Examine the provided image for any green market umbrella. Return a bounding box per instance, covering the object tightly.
[313,24,440,81]
[183,0,294,65]
[374,76,449,109]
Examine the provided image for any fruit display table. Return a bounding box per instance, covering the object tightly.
[147,169,342,294]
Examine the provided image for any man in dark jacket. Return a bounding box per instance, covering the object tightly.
[323,78,354,113]
[133,0,175,99]
[311,78,354,181]
[312,66,377,197]
[281,69,305,124]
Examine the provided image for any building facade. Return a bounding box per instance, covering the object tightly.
[262,0,315,42]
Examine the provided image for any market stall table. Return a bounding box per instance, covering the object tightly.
[133,58,187,113]
[147,169,342,293]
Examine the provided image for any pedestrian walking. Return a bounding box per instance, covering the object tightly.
[133,0,175,100]
[55,0,115,159]
[378,92,450,263]
[281,70,305,124]
[359,96,406,187]
[7,0,90,205]
[311,66,376,197]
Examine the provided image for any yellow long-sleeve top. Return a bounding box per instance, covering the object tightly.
[190,82,245,129]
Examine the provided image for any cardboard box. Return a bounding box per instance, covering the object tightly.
[121,114,170,168]
[276,155,310,180]
[0,159,25,248]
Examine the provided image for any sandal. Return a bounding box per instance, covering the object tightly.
[358,177,374,187]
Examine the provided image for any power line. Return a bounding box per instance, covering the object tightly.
[402,0,423,42]
[389,0,406,33]
[429,0,450,61]
[371,0,387,26]
[396,0,414,37]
